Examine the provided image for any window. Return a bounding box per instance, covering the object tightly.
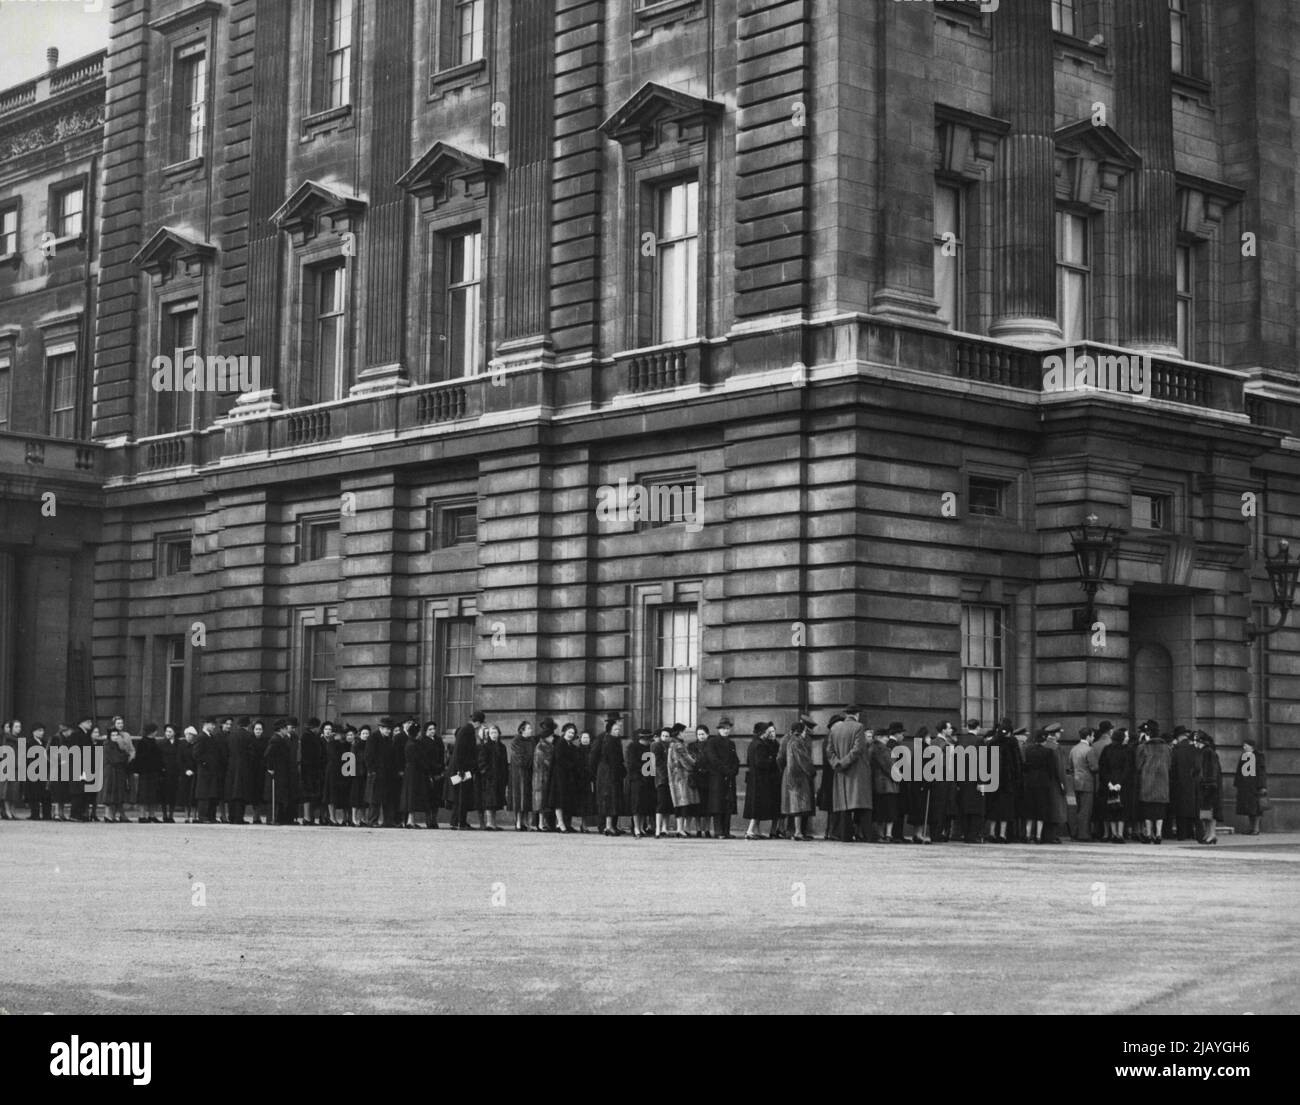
[961,604,1004,727]
[300,514,341,561]
[1175,245,1193,359]
[164,637,186,725]
[445,229,483,377]
[436,617,475,732]
[1132,492,1171,531]
[1056,210,1090,343]
[46,348,77,438]
[173,46,208,162]
[934,182,964,328]
[967,476,1010,519]
[636,472,700,531]
[653,605,698,728]
[1170,0,1189,74]
[54,184,84,239]
[304,624,339,722]
[321,0,354,111]
[157,533,194,576]
[157,301,198,434]
[0,354,10,430]
[303,260,347,404]
[1051,0,1078,36]
[454,0,485,66]
[656,179,699,342]
[429,497,478,550]
[0,205,16,256]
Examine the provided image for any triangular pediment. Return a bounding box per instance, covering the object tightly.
[1055,119,1142,167]
[270,180,366,243]
[131,226,215,281]
[395,142,504,201]
[600,81,723,150]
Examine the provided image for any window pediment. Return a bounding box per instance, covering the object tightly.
[1055,119,1141,205]
[271,180,366,246]
[395,141,503,205]
[131,226,215,284]
[935,104,1009,180]
[600,81,723,156]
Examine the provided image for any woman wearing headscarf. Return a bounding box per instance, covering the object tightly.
[478,724,508,830]
[1098,727,1132,843]
[1021,729,1063,844]
[625,728,658,838]
[778,720,815,840]
[532,721,555,831]
[743,721,783,839]
[1234,737,1267,835]
[652,727,674,839]
[1193,731,1221,845]
[667,725,701,838]
[1136,726,1172,844]
[133,723,164,823]
[591,714,626,836]
[511,720,538,831]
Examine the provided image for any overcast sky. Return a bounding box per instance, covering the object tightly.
[0,1,111,87]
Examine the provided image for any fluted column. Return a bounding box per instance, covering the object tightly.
[989,0,1060,347]
[1116,0,1179,354]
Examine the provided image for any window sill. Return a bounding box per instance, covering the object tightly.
[47,233,86,253]
[431,58,486,90]
[303,104,352,130]
[632,0,703,38]
[162,156,205,179]
[1053,31,1107,62]
[0,251,18,269]
[1172,73,1212,100]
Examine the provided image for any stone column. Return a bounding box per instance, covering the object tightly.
[989,0,1060,347]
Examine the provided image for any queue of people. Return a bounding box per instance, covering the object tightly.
[0,709,1272,840]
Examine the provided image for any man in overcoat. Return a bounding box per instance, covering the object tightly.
[827,706,871,842]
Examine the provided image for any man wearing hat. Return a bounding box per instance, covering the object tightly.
[1087,721,1113,840]
[1042,722,1068,843]
[1169,725,1200,840]
[826,706,871,842]
[1068,728,1095,841]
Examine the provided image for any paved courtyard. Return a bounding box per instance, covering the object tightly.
[1,823,1297,1015]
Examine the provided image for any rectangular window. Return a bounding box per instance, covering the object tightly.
[55,184,84,239]
[325,0,353,109]
[1051,0,1078,36]
[173,46,208,162]
[654,605,699,728]
[1132,492,1171,531]
[934,182,964,328]
[961,604,1004,727]
[304,623,339,722]
[300,514,342,561]
[157,301,198,434]
[437,617,475,733]
[429,497,478,550]
[0,354,10,431]
[1175,245,1193,359]
[967,475,1010,518]
[303,261,347,404]
[636,473,700,531]
[455,0,485,66]
[46,349,77,438]
[656,179,699,342]
[1170,0,1189,74]
[164,637,186,725]
[1056,210,1090,343]
[0,206,16,255]
[445,229,483,377]
[157,533,194,576]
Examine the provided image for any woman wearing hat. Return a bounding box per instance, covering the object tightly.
[699,718,739,839]
[558,723,586,831]
[777,720,815,840]
[511,720,538,831]
[1234,737,1267,835]
[667,725,702,837]
[1021,729,1063,844]
[1098,727,1131,843]
[477,724,508,830]
[626,728,658,838]
[983,721,1021,844]
[545,722,572,833]
[1136,727,1171,844]
[591,714,627,836]
[532,722,555,830]
[743,722,782,840]
[103,721,135,823]
[652,727,674,839]
[133,723,165,823]
[869,729,900,843]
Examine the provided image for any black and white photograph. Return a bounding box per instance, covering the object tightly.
[0,0,1296,1051]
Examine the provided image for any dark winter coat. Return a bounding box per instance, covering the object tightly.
[591,732,626,817]
[193,732,224,801]
[743,735,783,820]
[1234,749,1266,816]
[699,733,740,817]
[477,737,508,811]
[1170,740,1201,818]
[223,727,253,802]
[625,737,658,816]
[510,735,537,813]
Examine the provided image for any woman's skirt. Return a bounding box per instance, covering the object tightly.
[872,793,899,823]
[102,763,129,806]
[656,783,674,815]
[137,773,161,805]
[1139,800,1167,821]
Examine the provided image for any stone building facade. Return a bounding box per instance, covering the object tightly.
[1,0,1298,825]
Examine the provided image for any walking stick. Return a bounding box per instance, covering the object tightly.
[272,774,276,826]
[922,787,932,840]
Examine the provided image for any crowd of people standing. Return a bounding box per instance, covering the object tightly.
[0,709,1272,842]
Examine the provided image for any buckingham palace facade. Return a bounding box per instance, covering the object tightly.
[1,0,1298,826]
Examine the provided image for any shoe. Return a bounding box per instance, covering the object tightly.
[1154,836,1162,845]
[744,833,758,841]
[602,828,613,837]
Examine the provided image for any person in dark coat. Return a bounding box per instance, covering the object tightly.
[1097,727,1131,843]
[777,720,816,840]
[1136,727,1172,844]
[325,724,348,824]
[348,727,369,826]
[510,721,538,830]
[364,723,395,828]
[743,722,783,839]
[157,723,179,823]
[983,721,1021,843]
[591,714,627,836]
[1169,727,1200,840]
[870,729,901,843]
[1234,737,1267,834]
[546,723,572,831]
[263,720,295,825]
[816,715,842,840]
[420,723,446,828]
[1192,731,1221,845]
[399,728,428,828]
[623,728,658,838]
[209,718,231,822]
[1022,728,1064,844]
[717,718,741,836]
[299,718,325,826]
[532,723,556,831]
[246,720,268,823]
[698,718,740,839]
[133,723,164,822]
[652,727,675,838]
[477,725,508,829]
[223,717,253,825]
[177,727,198,822]
[386,718,408,827]
[193,718,223,823]
[47,726,72,821]
[954,719,986,843]
[450,711,482,829]
[569,727,594,831]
